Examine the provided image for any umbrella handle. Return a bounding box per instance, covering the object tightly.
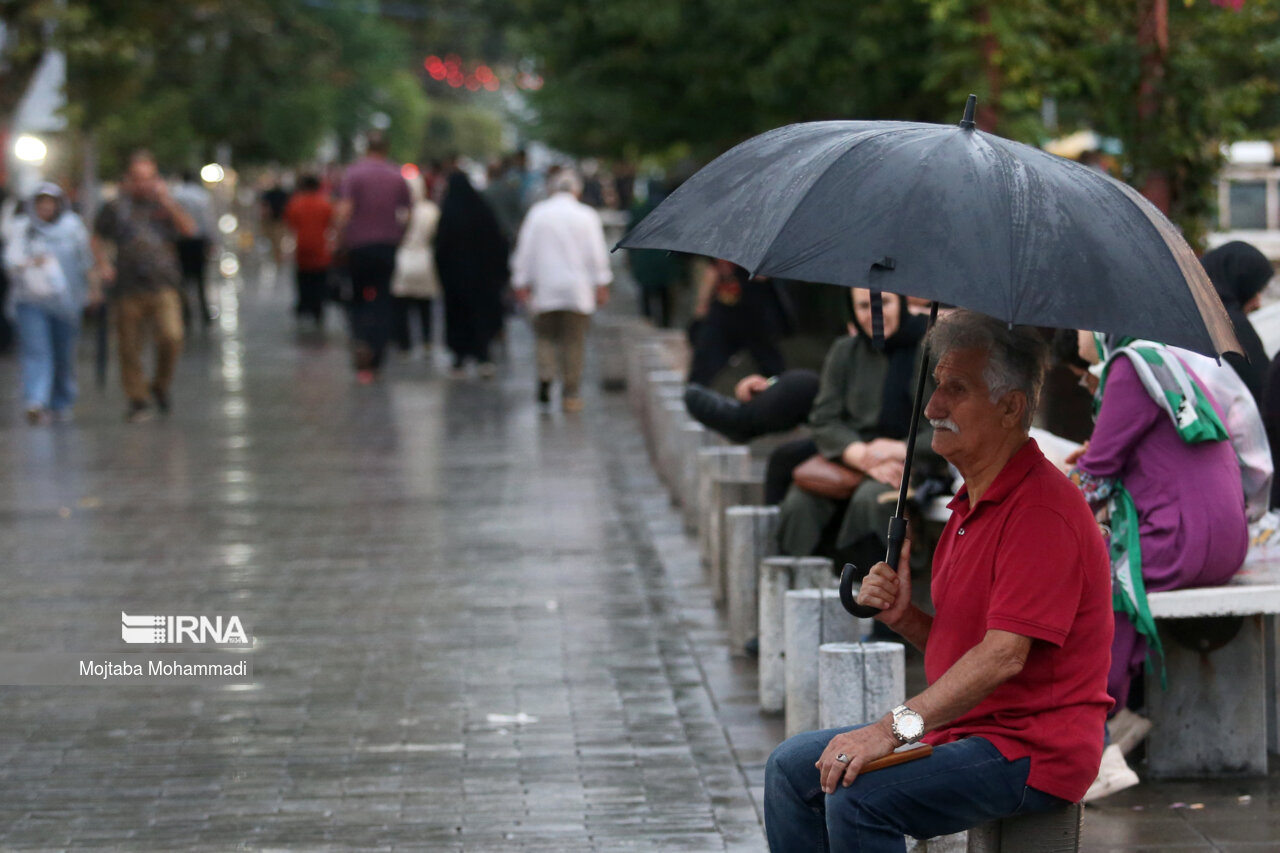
[839,516,909,618]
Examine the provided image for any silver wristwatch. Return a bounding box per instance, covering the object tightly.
[890,704,925,745]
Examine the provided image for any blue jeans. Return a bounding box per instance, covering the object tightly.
[765,726,1067,852]
[15,303,79,413]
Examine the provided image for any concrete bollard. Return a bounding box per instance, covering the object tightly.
[818,642,906,730]
[724,506,781,654]
[593,316,638,391]
[759,557,844,713]
[697,447,751,569]
[708,476,765,602]
[628,343,665,418]
[643,375,684,466]
[784,589,870,737]
[658,402,690,501]
[680,423,715,533]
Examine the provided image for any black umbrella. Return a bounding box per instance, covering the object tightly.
[617,95,1240,617]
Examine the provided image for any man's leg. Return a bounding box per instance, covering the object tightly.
[532,312,559,387]
[765,726,840,852]
[115,293,149,406]
[561,311,590,401]
[151,288,185,400]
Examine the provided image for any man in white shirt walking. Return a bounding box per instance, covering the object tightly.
[512,170,612,413]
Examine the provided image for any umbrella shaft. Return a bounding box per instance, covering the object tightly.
[886,301,939,565]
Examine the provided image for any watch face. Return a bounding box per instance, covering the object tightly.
[897,710,924,740]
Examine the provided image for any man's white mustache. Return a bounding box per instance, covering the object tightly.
[930,418,960,433]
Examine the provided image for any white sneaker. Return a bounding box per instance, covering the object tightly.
[1109,708,1153,756]
[1083,744,1139,803]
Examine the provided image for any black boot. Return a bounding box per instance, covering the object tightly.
[684,383,755,443]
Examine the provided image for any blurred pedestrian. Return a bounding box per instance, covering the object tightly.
[259,175,290,265]
[92,150,197,422]
[332,131,411,382]
[391,171,440,355]
[482,156,524,245]
[512,170,612,412]
[284,174,334,328]
[435,170,508,377]
[172,170,215,327]
[3,182,96,423]
[627,178,679,327]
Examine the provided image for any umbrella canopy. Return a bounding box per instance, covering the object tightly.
[618,98,1239,358]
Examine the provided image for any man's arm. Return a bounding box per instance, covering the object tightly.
[331,198,353,243]
[814,628,1031,794]
[90,234,116,284]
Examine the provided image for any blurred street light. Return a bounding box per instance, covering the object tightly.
[14,134,47,163]
[201,163,226,183]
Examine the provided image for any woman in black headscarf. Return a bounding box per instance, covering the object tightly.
[776,288,946,571]
[434,171,509,374]
[1201,241,1272,402]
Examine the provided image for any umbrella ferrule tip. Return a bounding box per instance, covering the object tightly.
[960,94,978,130]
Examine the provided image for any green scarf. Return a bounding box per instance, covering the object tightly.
[1094,335,1229,685]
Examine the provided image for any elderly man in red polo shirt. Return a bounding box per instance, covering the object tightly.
[764,310,1113,852]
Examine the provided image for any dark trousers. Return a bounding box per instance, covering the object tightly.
[176,237,211,325]
[296,268,328,324]
[347,244,397,370]
[688,305,786,386]
[638,287,671,328]
[766,437,820,505]
[393,297,433,350]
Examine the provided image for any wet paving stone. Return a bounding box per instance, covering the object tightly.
[0,277,765,850]
[2,273,1276,851]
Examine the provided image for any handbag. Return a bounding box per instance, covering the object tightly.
[793,454,864,500]
[20,254,68,300]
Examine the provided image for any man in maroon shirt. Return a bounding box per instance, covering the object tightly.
[332,130,410,381]
[765,310,1113,852]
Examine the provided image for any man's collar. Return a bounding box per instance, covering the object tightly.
[945,437,1042,516]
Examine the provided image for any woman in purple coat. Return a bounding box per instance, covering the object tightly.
[1070,332,1247,710]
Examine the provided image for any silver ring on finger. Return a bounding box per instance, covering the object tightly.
[835,753,850,764]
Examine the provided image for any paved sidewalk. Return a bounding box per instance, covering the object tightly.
[0,265,1276,852]
[0,271,763,851]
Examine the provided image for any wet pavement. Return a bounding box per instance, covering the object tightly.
[0,263,1276,851]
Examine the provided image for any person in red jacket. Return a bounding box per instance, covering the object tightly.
[284,174,333,328]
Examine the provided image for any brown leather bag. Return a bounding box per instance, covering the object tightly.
[793,454,864,500]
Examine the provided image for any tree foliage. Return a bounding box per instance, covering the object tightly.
[53,0,429,171]
[509,0,1280,242]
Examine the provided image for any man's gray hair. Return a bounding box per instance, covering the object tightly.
[926,309,1048,430]
[550,169,583,196]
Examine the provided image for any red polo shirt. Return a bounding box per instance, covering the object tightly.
[921,439,1113,803]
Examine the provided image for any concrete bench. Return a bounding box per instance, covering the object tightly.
[784,588,868,737]
[724,506,780,654]
[1143,559,1280,778]
[759,557,842,712]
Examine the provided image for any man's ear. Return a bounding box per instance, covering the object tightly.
[1001,391,1027,429]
